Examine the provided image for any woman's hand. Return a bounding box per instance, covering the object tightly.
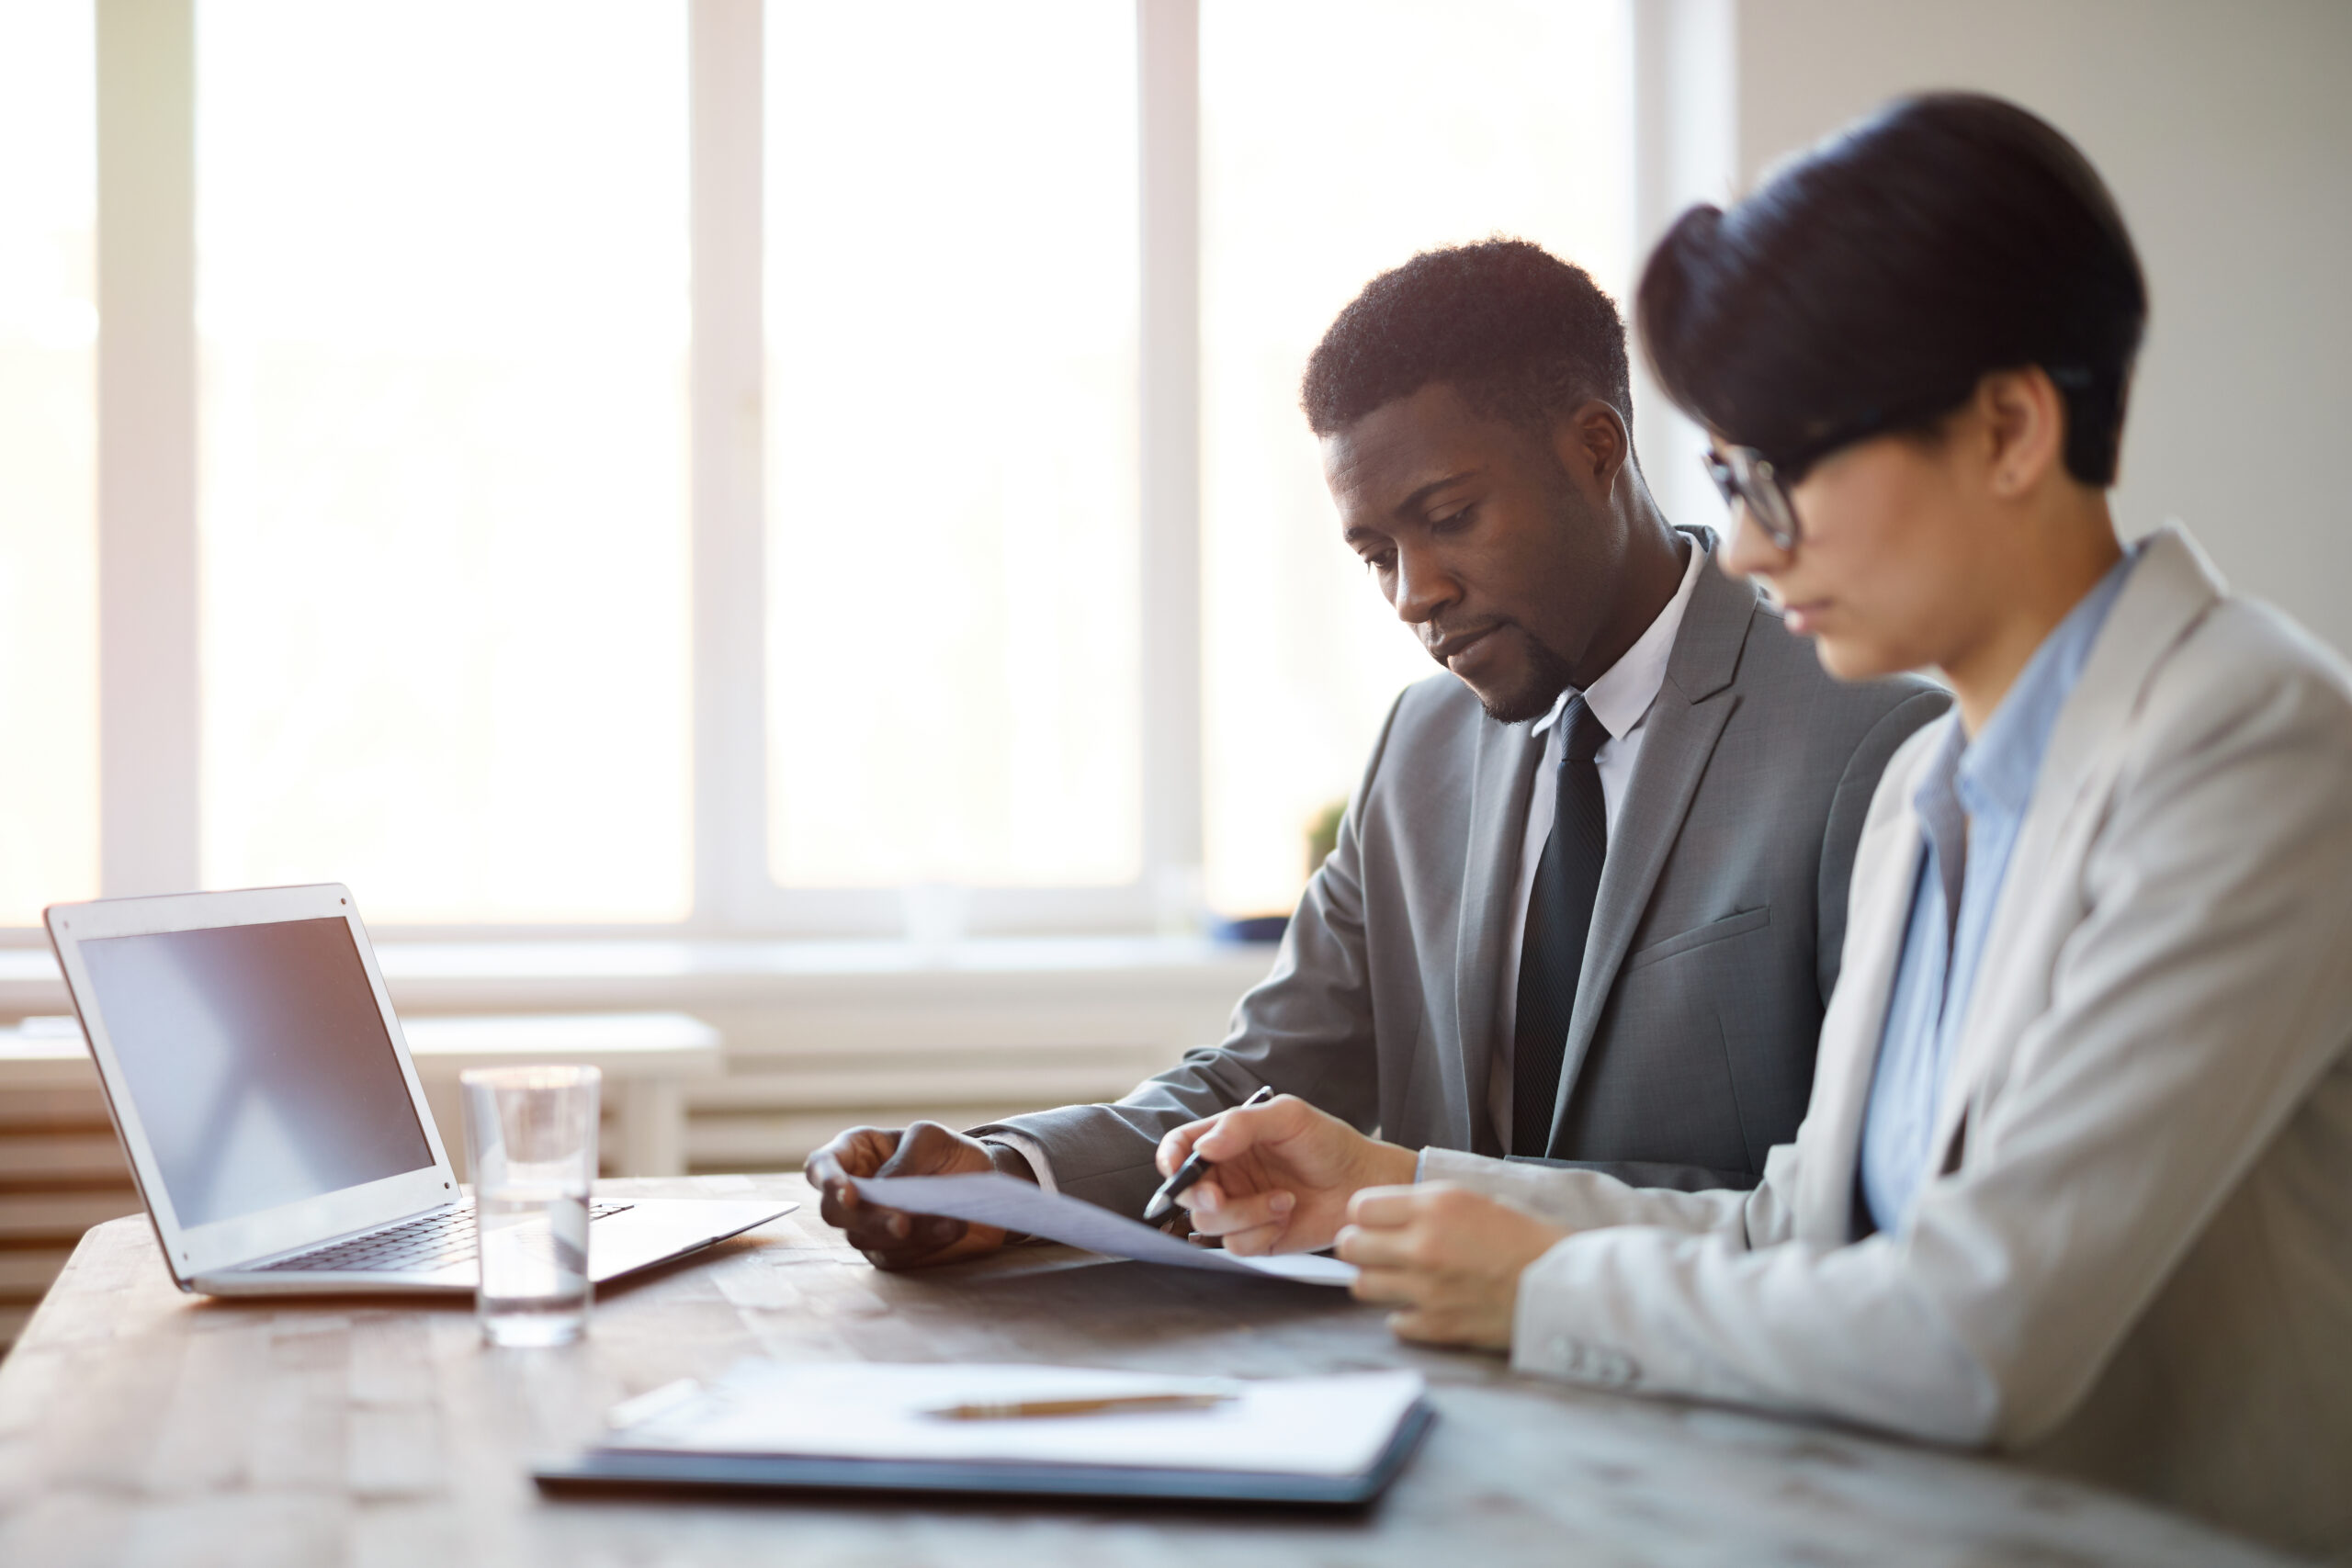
[1336,1183,1568,1350]
[1155,1094,1417,1255]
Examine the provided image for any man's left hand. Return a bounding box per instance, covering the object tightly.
[1335,1183,1569,1351]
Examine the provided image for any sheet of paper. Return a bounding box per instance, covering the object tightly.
[850,1171,1357,1286]
[605,1359,1424,1479]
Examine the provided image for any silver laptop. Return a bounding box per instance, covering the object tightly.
[45,883,794,1296]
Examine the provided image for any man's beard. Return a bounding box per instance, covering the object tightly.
[1470,628,1576,724]
[1439,459,1589,725]
[1430,621,1572,724]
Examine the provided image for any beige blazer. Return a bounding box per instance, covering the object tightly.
[1422,525,2352,1557]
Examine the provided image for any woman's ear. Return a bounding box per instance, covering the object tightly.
[1979,367,2068,501]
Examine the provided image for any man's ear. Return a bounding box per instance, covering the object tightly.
[1550,400,1633,501]
[1979,367,2068,501]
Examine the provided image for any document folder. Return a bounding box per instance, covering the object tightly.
[535,1361,1433,1508]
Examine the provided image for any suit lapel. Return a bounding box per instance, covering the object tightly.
[1453,708,1545,1157]
[1791,760,1932,1244]
[1919,525,2225,1173]
[1548,534,1751,1141]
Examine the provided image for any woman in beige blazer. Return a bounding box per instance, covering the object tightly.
[1153,94,2352,1555]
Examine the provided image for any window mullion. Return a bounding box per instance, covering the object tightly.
[1137,0,1204,921]
[96,0,199,898]
[690,0,768,931]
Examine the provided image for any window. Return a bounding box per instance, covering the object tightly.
[196,0,692,922]
[17,0,1636,940]
[1198,0,1632,916]
[763,0,1140,892]
[0,1,99,925]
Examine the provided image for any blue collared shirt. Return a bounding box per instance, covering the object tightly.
[1857,547,2140,1235]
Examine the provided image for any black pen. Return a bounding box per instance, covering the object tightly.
[1144,1085,1276,1222]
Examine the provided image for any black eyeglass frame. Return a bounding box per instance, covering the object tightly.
[1699,367,2095,551]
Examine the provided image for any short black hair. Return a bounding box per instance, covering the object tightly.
[1301,239,1634,441]
[1637,92,2146,487]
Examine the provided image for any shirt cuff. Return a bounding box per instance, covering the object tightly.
[978,1131,1057,1195]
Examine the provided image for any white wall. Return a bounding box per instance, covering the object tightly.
[1731,0,2352,656]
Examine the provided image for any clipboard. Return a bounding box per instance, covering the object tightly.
[534,1361,1435,1508]
[534,1400,1433,1506]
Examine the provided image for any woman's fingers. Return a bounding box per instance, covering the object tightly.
[1200,1219,1284,1256]
[1185,1192,1296,1252]
[1385,1307,1474,1345]
[1349,1263,1428,1306]
[1182,1180,1294,1231]
[1193,1095,1310,1161]
[1156,1115,1220,1176]
[1344,1182,1430,1228]
[1334,1216,1430,1269]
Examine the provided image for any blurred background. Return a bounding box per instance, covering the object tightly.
[1,0,2346,1348]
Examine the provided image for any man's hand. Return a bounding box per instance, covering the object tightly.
[803,1122,1023,1269]
[1335,1183,1568,1350]
[1156,1094,1417,1255]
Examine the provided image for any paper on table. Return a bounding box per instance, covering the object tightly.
[850,1172,1357,1286]
[605,1359,1425,1478]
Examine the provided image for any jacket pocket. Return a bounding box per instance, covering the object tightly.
[1623,905,1771,975]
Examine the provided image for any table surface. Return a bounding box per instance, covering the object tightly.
[0,1175,2290,1568]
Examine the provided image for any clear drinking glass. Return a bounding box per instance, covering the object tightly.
[460,1065,601,1348]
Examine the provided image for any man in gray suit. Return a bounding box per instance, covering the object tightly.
[808,240,1945,1266]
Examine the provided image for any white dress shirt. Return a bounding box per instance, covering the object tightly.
[1489,537,1705,1145]
[995,536,1708,1187]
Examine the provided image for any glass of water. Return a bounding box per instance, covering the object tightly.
[460,1065,601,1348]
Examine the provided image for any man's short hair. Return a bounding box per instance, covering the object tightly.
[1301,239,1635,442]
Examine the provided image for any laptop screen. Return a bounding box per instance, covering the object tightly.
[78,917,434,1229]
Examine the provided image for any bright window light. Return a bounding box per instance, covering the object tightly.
[196,0,692,922]
[0,1,99,923]
[763,0,1142,890]
[1199,0,1633,917]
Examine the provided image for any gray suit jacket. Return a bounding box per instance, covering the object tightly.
[983,530,1948,1213]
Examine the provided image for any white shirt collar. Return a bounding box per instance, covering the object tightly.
[1532,533,1707,741]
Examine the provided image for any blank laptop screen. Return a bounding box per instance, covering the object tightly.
[79,918,433,1229]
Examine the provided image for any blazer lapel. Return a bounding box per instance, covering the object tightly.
[1921,525,2226,1171]
[1547,534,1751,1142]
[1790,755,1933,1245]
[1453,709,1546,1157]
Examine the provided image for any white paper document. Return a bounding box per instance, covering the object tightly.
[606,1359,1425,1479]
[851,1171,1358,1286]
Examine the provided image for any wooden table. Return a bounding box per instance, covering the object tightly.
[0,1176,2290,1567]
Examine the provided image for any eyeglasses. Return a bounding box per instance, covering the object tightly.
[1701,404,1931,552]
[1702,444,1801,551]
[1699,367,2096,554]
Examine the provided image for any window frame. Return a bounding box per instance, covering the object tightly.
[54,0,1203,944]
[40,0,1696,948]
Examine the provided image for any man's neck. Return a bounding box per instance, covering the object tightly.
[1565,491,1688,693]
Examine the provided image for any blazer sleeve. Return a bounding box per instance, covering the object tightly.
[970,692,1409,1217]
[1502,643,2352,1447]
[1420,1145,1756,1233]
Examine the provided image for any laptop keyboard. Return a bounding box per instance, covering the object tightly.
[254,1201,635,1275]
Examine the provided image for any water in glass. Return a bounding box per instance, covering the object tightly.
[460,1064,599,1348]
[475,1184,591,1347]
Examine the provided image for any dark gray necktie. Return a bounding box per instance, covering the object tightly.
[1511,695,1610,1157]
